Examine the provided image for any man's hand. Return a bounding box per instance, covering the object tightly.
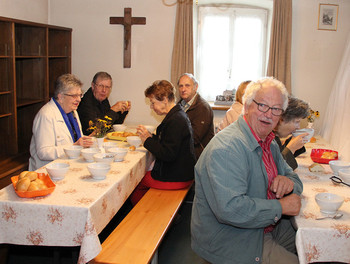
[270,175,294,198]
[111,101,131,113]
[279,193,301,216]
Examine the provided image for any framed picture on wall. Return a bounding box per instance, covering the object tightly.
[318,4,339,31]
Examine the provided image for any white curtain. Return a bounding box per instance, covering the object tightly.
[320,32,350,161]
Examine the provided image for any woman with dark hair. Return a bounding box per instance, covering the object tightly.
[131,80,196,205]
[274,96,310,170]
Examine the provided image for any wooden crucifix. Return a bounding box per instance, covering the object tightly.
[110,8,146,68]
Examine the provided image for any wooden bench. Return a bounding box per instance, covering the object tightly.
[90,185,192,264]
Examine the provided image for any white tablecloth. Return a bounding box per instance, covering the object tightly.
[0,142,153,264]
[294,137,350,264]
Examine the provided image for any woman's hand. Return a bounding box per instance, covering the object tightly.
[287,133,308,154]
[74,136,94,147]
[136,125,151,143]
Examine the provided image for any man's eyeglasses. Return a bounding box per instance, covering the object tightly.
[95,83,111,90]
[64,93,83,99]
[253,100,284,116]
[330,176,350,187]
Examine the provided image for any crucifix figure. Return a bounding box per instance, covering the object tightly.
[110,8,146,68]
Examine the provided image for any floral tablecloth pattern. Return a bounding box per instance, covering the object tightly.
[294,136,350,264]
[0,144,153,264]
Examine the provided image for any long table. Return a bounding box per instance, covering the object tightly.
[0,141,153,264]
[294,136,350,264]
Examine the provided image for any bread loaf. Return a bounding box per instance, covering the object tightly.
[16,177,31,191]
[26,171,38,181]
[309,163,325,172]
[18,171,29,180]
[321,151,338,159]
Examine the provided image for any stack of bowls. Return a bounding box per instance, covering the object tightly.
[339,168,350,183]
[329,160,350,175]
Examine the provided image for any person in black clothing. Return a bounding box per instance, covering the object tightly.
[77,71,131,135]
[131,80,196,205]
[273,96,310,170]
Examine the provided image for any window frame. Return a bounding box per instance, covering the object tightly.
[194,3,272,101]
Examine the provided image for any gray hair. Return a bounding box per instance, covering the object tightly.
[92,71,112,84]
[177,73,199,87]
[242,77,289,112]
[54,74,83,99]
[282,96,310,122]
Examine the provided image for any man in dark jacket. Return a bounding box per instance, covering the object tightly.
[77,71,131,135]
[177,73,214,160]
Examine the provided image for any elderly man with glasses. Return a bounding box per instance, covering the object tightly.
[77,71,131,135]
[191,77,303,264]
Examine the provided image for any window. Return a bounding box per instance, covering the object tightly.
[196,5,270,101]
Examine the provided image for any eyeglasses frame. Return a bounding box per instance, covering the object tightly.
[252,99,284,116]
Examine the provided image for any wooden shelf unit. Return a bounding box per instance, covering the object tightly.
[0,16,71,180]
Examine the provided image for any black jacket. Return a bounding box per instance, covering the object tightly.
[144,104,196,182]
[275,135,306,170]
[77,88,128,135]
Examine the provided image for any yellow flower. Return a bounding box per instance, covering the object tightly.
[307,109,320,123]
[88,117,113,137]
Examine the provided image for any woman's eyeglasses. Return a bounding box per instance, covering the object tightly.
[64,93,83,99]
[330,176,350,187]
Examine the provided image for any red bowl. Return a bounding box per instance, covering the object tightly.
[11,173,56,198]
[310,149,338,164]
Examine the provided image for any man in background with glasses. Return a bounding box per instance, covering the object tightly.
[78,71,131,135]
[191,77,303,264]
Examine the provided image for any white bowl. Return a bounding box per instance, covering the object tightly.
[144,125,156,134]
[292,128,314,143]
[46,162,70,180]
[87,162,110,180]
[315,193,344,214]
[103,141,118,152]
[108,147,128,162]
[127,136,142,148]
[64,145,83,159]
[81,148,100,162]
[339,168,350,183]
[113,124,127,132]
[93,153,115,164]
[329,160,350,175]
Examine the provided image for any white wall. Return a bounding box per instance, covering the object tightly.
[0,0,48,23]
[49,0,176,126]
[1,0,349,130]
[292,0,350,132]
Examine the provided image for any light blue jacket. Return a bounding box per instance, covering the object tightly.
[191,116,303,264]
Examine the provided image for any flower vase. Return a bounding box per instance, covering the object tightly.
[96,137,105,152]
[307,122,314,129]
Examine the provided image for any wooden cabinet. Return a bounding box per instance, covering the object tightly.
[0,16,71,180]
